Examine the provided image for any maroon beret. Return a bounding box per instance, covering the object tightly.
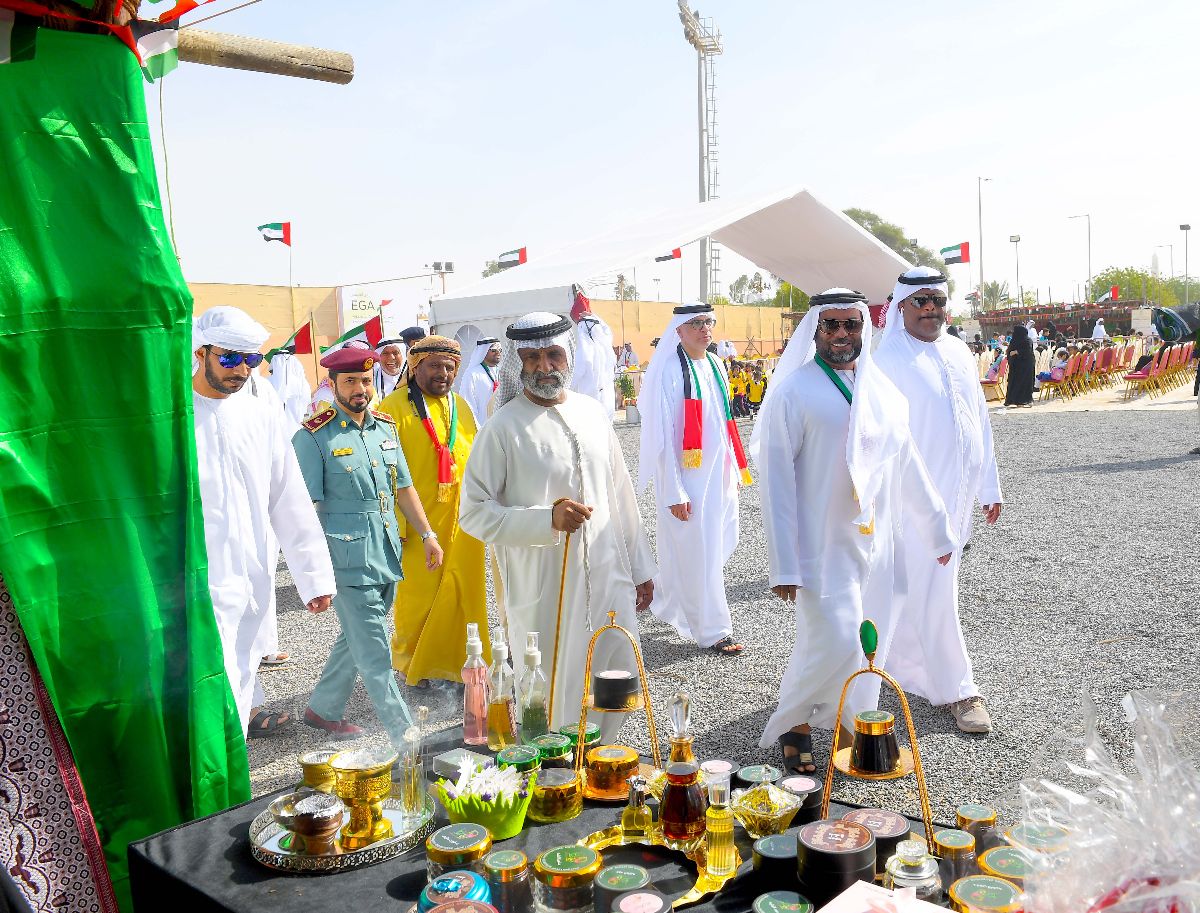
[320,342,379,372]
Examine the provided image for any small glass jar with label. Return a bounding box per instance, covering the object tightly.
[933,829,978,891]
[883,839,942,904]
[533,845,602,913]
[530,733,574,770]
[484,849,533,913]
[426,822,493,881]
[956,803,1001,852]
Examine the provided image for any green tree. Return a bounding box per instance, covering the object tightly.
[843,207,955,295]
[982,280,1011,310]
[1164,275,1197,305]
[481,260,502,278]
[764,281,810,311]
[1021,290,1038,308]
[729,274,750,304]
[614,273,640,302]
[1091,266,1177,307]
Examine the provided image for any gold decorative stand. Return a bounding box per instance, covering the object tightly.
[574,610,663,780]
[818,619,936,844]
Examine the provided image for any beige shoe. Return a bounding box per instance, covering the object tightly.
[949,696,993,733]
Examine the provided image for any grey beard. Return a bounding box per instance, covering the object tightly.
[522,369,570,400]
[819,345,860,365]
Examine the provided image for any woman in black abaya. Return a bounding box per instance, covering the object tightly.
[1004,323,1036,407]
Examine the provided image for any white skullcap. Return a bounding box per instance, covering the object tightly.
[494,312,577,408]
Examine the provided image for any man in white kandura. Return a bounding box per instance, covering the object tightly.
[752,289,956,775]
[267,348,311,425]
[570,290,618,420]
[191,307,336,739]
[639,302,751,655]
[460,312,657,741]
[874,267,1002,733]
[1091,317,1108,340]
[456,336,502,426]
[373,336,407,400]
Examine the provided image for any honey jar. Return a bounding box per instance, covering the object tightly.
[584,745,639,800]
[527,768,583,823]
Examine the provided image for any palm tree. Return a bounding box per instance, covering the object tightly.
[982,280,1011,311]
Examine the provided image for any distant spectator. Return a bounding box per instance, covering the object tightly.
[1038,348,1069,383]
[1004,324,1036,408]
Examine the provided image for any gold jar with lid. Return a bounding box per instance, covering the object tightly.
[978,846,1031,886]
[584,745,639,800]
[527,768,583,823]
[533,845,603,913]
[425,822,493,881]
[947,874,1022,913]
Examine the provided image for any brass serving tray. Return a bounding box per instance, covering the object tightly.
[249,795,436,874]
[580,823,742,909]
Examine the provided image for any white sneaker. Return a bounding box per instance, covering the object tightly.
[949,696,992,733]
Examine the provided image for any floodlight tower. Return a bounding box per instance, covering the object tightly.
[678,1,723,303]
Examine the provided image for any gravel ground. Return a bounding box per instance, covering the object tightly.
[252,406,1199,825]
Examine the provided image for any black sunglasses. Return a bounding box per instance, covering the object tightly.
[909,295,947,308]
[210,348,265,369]
[817,318,864,333]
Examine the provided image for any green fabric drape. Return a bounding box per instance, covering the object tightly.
[0,28,250,910]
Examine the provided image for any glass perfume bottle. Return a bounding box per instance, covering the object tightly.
[668,690,695,764]
[704,775,736,877]
[462,623,489,745]
[660,761,706,850]
[620,776,653,841]
[399,725,424,819]
[487,627,518,751]
[884,839,942,903]
[519,632,549,740]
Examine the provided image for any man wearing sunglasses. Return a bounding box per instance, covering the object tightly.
[874,266,1002,735]
[192,306,336,741]
[638,304,747,657]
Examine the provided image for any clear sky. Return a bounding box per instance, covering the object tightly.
[149,0,1199,310]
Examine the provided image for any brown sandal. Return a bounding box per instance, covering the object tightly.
[708,636,744,655]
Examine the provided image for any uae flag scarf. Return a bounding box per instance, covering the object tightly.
[408,384,458,502]
[676,344,753,485]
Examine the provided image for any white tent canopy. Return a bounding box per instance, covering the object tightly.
[431,186,911,340]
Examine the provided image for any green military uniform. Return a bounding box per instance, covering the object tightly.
[293,402,414,744]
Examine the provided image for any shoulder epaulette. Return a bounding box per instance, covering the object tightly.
[302,408,337,432]
[371,409,396,425]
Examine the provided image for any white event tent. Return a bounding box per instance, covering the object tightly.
[431,185,911,342]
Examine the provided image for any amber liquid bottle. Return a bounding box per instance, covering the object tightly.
[660,761,706,849]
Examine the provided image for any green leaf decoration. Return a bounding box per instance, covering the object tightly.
[859,620,878,658]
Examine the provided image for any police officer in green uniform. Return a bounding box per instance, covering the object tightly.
[294,342,443,744]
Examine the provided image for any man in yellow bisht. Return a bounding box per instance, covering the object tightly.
[378,335,490,684]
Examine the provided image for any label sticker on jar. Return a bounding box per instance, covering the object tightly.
[753,891,815,913]
[539,845,599,873]
[980,847,1031,878]
[843,808,909,838]
[484,849,526,872]
[950,875,1021,910]
[755,834,797,858]
[779,775,819,794]
[596,747,629,759]
[430,823,488,851]
[935,828,975,851]
[536,768,579,789]
[957,803,996,821]
[855,709,893,723]
[617,892,666,913]
[799,820,873,852]
[597,864,650,890]
[738,764,781,782]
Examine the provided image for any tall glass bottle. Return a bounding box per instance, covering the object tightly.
[487,628,518,750]
[462,623,488,745]
[704,775,735,877]
[518,632,549,740]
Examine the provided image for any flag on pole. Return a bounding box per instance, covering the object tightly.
[325,315,384,352]
[257,222,292,245]
[130,20,178,82]
[655,248,682,262]
[276,321,314,356]
[1095,286,1119,304]
[497,247,527,269]
[940,242,970,265]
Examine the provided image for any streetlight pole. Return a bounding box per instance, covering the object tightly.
[1009,235,1021,307]
[1183,224,1192,306]
[1069,214,1092,302]
[977,177,990,313]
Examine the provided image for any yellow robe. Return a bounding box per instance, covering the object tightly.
[378,385,490,683]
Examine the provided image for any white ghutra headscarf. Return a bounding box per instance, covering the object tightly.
[750,289,909,529]
[878,266,950,347]
[191,306,270,375]
[454,336,501,394]
[495,312,577,409]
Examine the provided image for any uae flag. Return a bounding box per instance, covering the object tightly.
[0,9,38,63]
[257,221,292,245]
[277,321,314,356]
[655,248,682,262]
[940,242,969,265]
[1095,286,1119,304]
[497,247,527,269]
[325,314,384,351]
[130,20,178,82]
[153,0,219,22]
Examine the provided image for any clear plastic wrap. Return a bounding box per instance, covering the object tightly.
[1017,690,1200,913]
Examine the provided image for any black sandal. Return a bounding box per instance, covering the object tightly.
[708,636,744,656]
[248,708,292,739]
[779,729,817,774]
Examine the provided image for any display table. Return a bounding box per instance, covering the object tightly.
[128,733,940,913]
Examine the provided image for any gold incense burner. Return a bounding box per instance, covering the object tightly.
[268,790,344,855]
[575,611,663,799]
[299,748,339,793]
[820,620,935,842]
[331,748,399,850]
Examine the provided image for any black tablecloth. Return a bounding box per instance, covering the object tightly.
[128,735,939,913]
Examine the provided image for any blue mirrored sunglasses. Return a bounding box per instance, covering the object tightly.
[212,349,265,369]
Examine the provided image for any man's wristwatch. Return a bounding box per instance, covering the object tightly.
[420,530,438,541]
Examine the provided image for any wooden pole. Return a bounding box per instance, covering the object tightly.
[310,309,320,385]
[178,28,354,84]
